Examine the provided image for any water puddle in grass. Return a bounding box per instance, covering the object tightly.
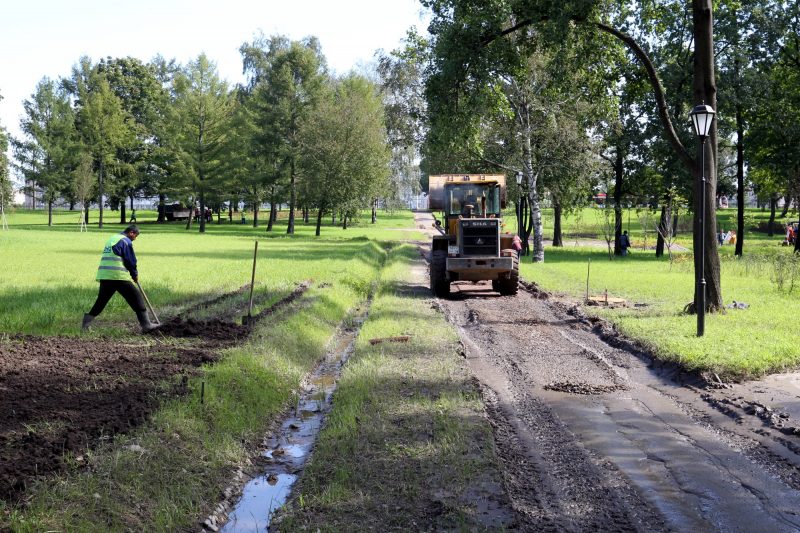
[217,308,368,533]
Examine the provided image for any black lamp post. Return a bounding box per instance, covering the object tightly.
[689,103,716,337]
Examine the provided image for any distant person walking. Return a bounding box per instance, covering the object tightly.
[620,230,631,255]
[82,225,157,333]
[129,209,137,223]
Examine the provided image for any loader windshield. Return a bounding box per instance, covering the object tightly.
[444,183,500,216]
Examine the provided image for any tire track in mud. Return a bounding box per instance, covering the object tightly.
[436,279,800,532]
[443,298,666,532]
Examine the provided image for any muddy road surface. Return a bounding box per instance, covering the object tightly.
[415,213,800,531]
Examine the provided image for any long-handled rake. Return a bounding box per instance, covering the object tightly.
[136,281,161,326]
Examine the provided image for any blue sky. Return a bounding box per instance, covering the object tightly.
[0,0,428,143]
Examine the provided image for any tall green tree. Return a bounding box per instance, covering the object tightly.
[95,57,168,223]
[300,74,390,236]
[243,35,327,234]
[0,95,11,213]
[376,28,429,206]
[12,77,79,225]
[172,54,234,233]
[72,60,135,229]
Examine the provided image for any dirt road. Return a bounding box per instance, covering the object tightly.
[415,212,800,531]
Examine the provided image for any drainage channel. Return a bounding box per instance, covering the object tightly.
[212,307,369,532]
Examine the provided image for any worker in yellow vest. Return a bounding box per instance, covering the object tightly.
[82,225,157,333]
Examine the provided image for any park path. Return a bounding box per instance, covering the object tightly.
[415,211,800,531]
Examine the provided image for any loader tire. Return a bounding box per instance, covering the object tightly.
[430,250,450,298]
[498,255,519,296]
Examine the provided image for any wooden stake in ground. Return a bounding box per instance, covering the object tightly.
[242,241,259,325]
[585,258,591,301]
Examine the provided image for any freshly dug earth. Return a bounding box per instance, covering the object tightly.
[0,335,215,501]
[0,281,314,502]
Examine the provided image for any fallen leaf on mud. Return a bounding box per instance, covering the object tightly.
[272,448,286,457]
[267,473,279,485]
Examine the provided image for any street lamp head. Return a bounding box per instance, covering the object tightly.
[689,103,716,138]
[515,171,523,185]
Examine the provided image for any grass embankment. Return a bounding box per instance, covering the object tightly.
[0,209,419,530]
[277,245,510,531]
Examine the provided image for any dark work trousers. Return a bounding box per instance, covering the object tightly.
[89,280,146,316]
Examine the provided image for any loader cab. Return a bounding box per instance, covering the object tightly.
[443,182,501,234]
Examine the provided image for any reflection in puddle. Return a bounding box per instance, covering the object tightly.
[222,474,296,532]
[220,314,366,532]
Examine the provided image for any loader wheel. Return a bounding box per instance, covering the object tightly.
[430,250,450,298]
[498,255,519,296]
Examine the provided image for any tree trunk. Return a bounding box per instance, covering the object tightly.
[733,44,748,257]
[691,0,722,311]
[157,194,166,223]
[287,159,296,234]
[185,196,193,230]
[98,160,104,229]
[267,187,276,232]
[84,203,90,224]
[656,202,668,258]
[552,200,563,246]
[768,195,777,236]
[316,206,324,236]
[613,149,624,255]
[342,214,348,230]
[120,201,126,225]
[199,187,206,233]
[303,205,309,223]
[69,199,75,211]
[371,198,377,224]
[267,200,276,232]
[779,196,791,218]
[48,199,53,227]
[229,200,233,222]
[522,131,543,262]
[253,205,259,228]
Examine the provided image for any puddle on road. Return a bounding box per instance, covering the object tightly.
[219,310,367,533]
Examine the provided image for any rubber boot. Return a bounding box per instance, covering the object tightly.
[136,311,158,333]
[82,313,95,331]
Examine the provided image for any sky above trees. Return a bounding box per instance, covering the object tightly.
[0,0,428,140]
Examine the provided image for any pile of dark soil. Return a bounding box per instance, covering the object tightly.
[154,317,250,342]
[0,336,216,501]
[151,281,312,343]
[0,281,314,503]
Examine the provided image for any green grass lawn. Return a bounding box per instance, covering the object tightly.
[0,207,423,335]
[497,204,799,378]
[520,246,800,379]
[277,244,509,530]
